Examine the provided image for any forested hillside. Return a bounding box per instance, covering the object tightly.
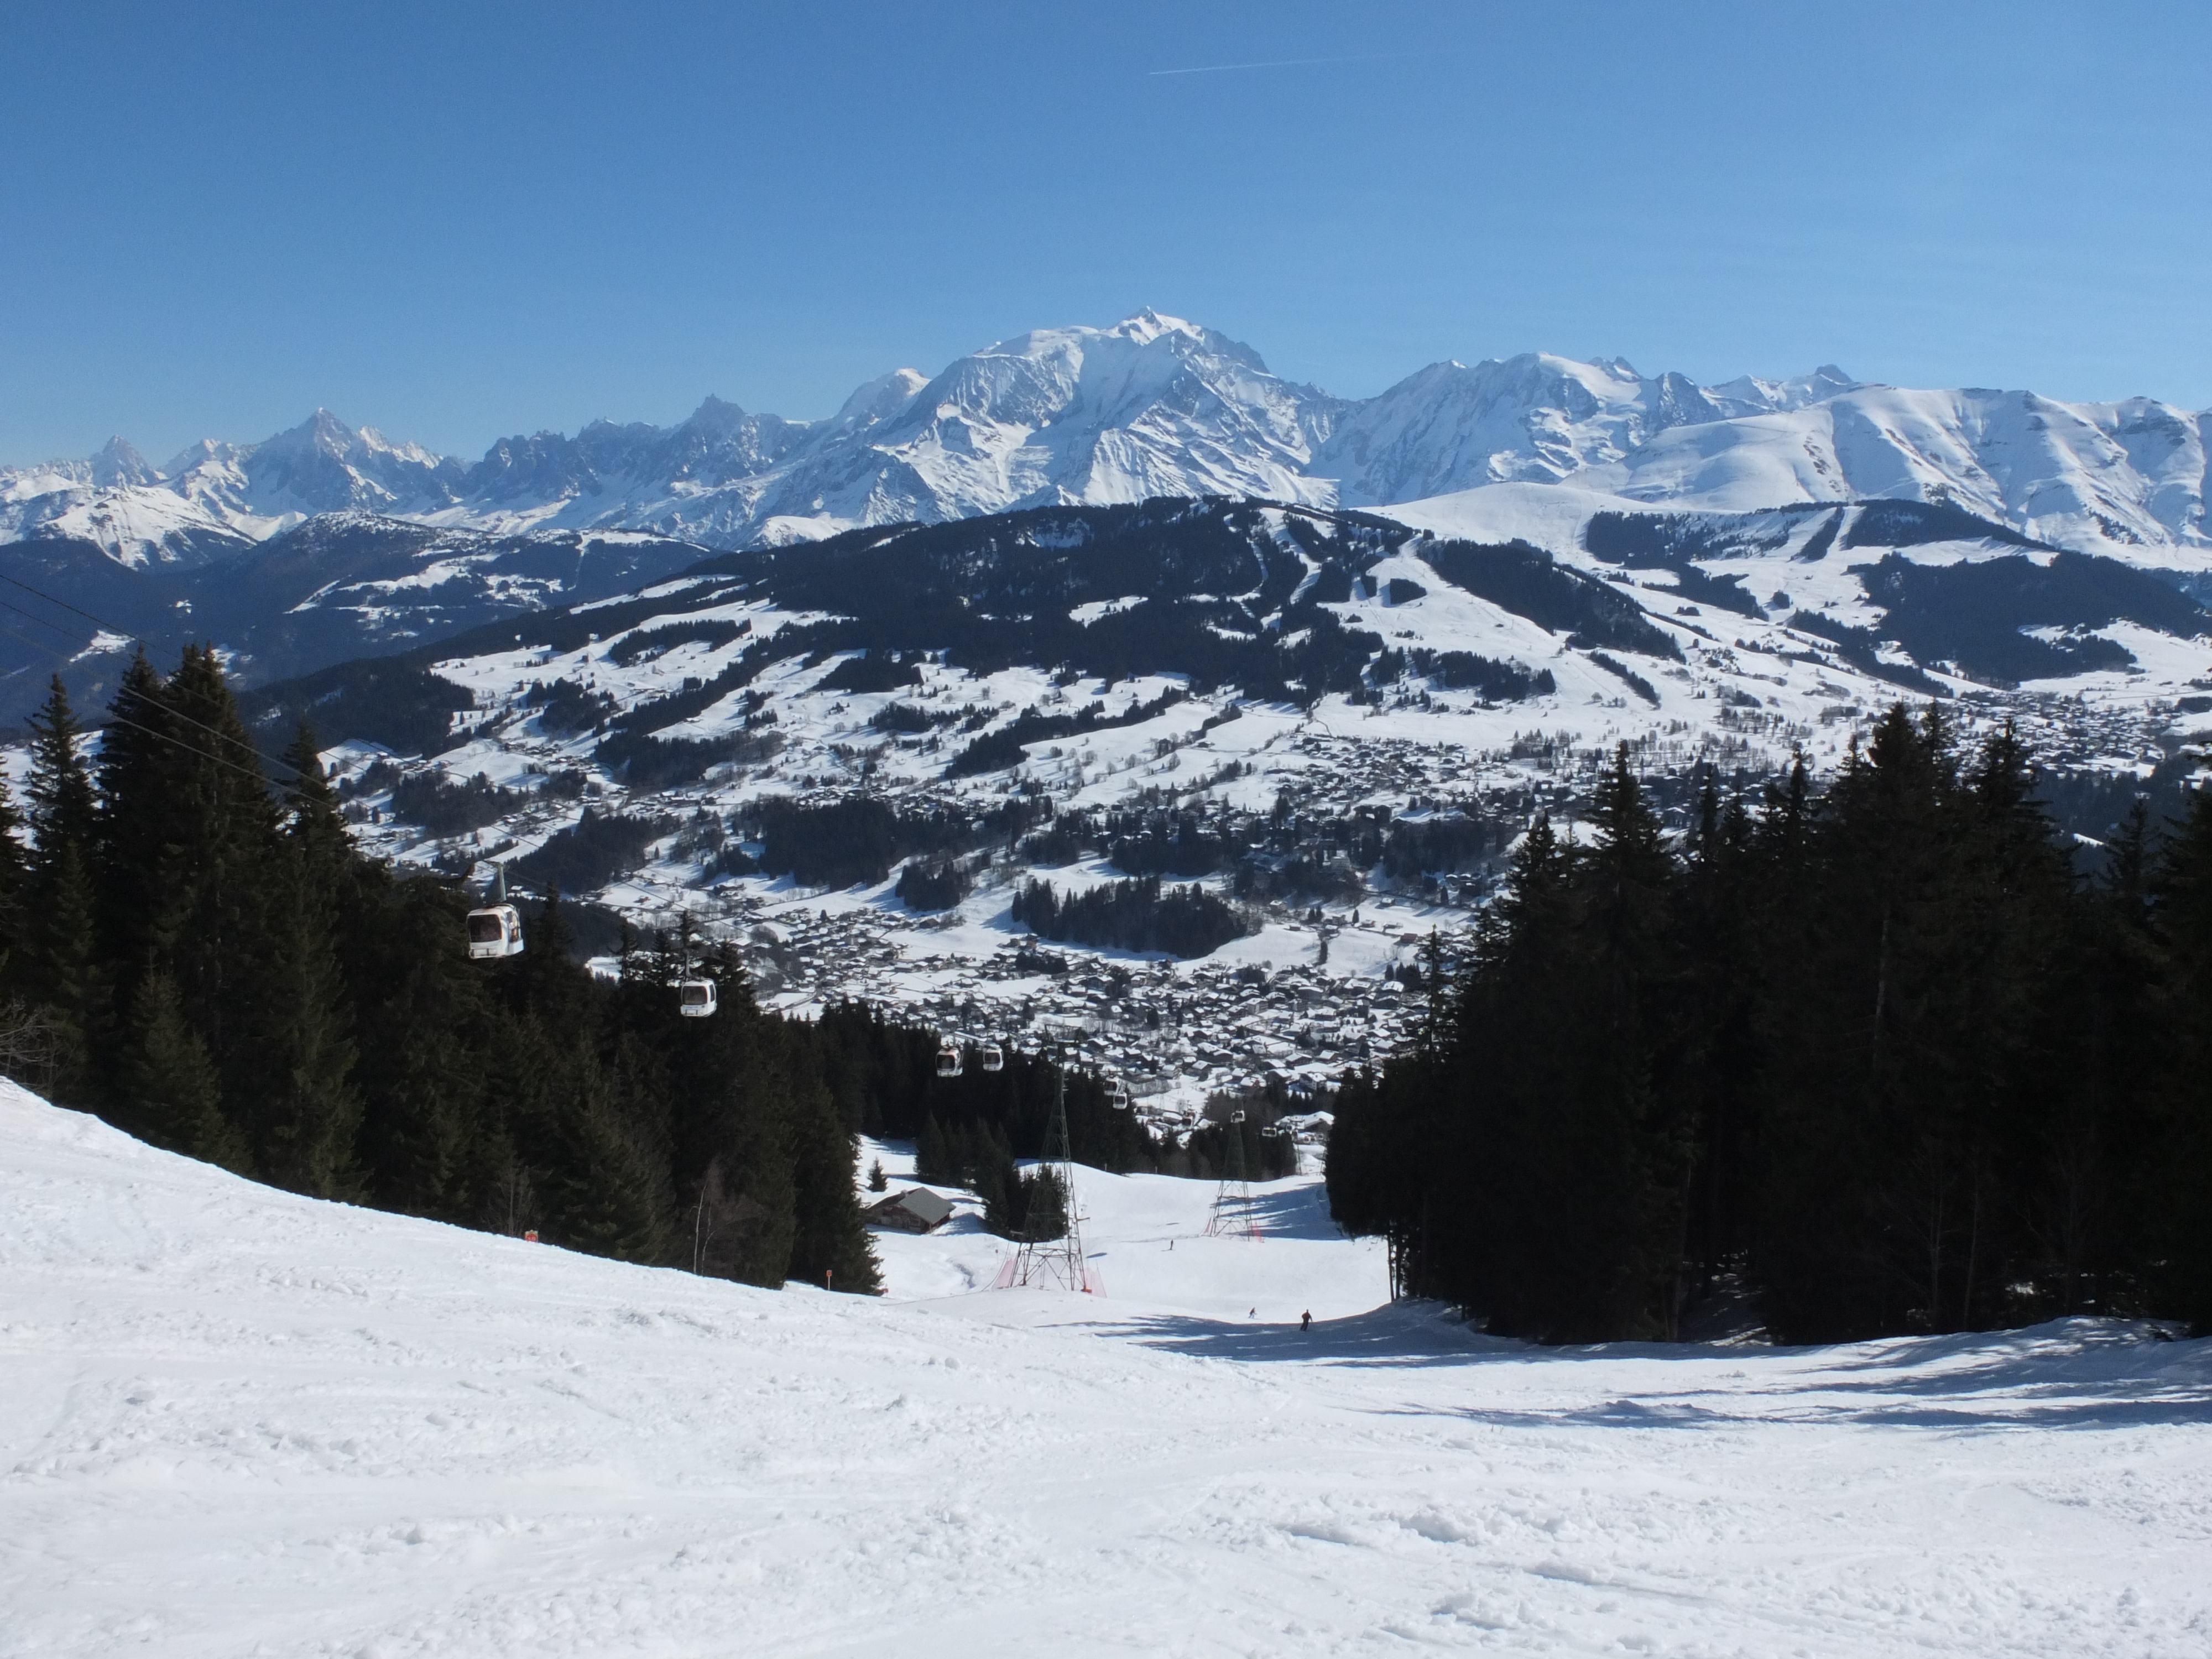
[0,653,1175,1288]
[1327,712,2212,1340]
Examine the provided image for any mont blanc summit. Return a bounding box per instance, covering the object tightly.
[7,312,2207,567]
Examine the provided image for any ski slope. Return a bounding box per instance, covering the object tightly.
[4,1079,2210,1657]
[855,1136,1389,1317]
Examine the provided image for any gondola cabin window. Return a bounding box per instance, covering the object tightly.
[466,905,525,960]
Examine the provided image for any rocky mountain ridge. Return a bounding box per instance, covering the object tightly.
[9,313,2206,567]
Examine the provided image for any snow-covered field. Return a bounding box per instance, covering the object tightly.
[5,1079,2209,1657]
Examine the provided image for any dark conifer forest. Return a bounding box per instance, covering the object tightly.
[1011,874,1249,958]
[1327,707,2212,1341]
[0,651,1159,1293]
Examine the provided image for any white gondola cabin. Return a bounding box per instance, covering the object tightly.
[979,1042,1005,1073]
[466,904,525,960]
[1104,1076,1130,1110]
[677,979,718,1018]
[936,1040,963,1078]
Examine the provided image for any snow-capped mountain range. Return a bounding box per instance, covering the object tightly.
[8,312,2208,567]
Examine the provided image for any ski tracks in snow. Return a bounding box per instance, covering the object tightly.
[2,1081,2209,1657]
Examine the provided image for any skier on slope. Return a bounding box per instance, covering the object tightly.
[1301,1310,1312,1333]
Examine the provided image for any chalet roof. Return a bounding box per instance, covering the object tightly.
[869,1187,953,1228]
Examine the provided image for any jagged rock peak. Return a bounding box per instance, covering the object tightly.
[92,436,158,488]
[682,394,752,431]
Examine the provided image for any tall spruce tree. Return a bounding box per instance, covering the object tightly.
[93,649,178,1005]
[255,835,364,1199]
[2152,786,2212,1328]
[117,969,249,1172]
[784,1071,881,1292]
[0,771,28,991]
[23,676,106,1099]
[155,645,282,1129]
[1675,766,1763,1301]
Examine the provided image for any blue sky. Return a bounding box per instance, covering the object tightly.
[4,1,2207,465]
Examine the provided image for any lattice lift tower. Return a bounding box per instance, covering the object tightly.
[997,1026,1102,1293]
[1203,1109,1261,1238]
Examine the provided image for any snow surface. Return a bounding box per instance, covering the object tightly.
[7,1078,2209,1657]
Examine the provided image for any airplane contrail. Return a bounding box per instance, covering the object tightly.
[1148,51,1417,76]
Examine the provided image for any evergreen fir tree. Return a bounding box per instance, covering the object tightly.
[977,1132,1022,1236]
[156,645,281,1123]
[118,970,249,1172]
[0,766,30,992]
[1017,1164,1068,1241]
[93,649,178,998]
[348,872,494,1222]
[1673,766,1763,1302]
[785,1075,881,1292]
[23,677,106,1100]
[546,1047,675,1262]
[2152,786,2212,1329]
[255,835,364,1199]
[916,1113,951,1183]
[280,722,352,880]
[27,675,99,855]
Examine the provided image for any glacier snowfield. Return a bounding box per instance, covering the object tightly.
[4,1081,2208,1657]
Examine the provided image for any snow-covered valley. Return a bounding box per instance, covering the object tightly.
[203,491,2208,1109]
[4,1079,2208,1657]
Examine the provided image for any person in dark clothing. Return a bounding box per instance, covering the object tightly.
[1300,1310,1312,1333]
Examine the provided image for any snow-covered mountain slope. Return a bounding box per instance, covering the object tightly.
[439,311,1345,544]
[0,515,710,727]
[1578,384,2212,555]
[1316,352,1767,502]
[1,413,465,565]
[0,439,254,568]
[161,406,467,535]
[854,1133,1389,1312]
[7,1079,2209,1657]
[9,312,2208,568]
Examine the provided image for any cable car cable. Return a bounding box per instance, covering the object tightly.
[0,574,534,971]
[0,587,310,776]
[0,594,85,643]
[0,618,289,790]
[0,615,307,790]
[0,567,134,634]
[0,574,306,779]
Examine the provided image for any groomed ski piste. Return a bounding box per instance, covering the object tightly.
[4,1079,2209,1657]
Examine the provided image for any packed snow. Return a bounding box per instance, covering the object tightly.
[6,1078,2208,1657]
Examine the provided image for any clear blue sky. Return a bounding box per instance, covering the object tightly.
[4,0,2206,466]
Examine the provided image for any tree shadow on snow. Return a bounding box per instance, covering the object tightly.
[1235,1186,1352,1242]
[1118,1308,2211,1431]
[1116,1302,1516,1369]
[1750,1318,2212,1430]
